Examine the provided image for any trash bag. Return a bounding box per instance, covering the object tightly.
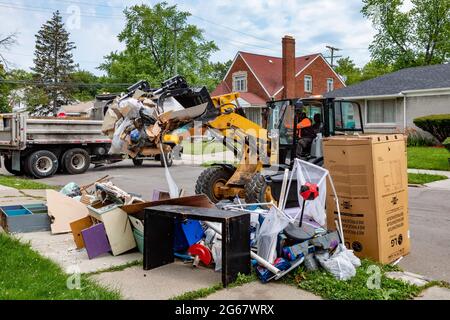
[256,207,291,264]
[60,182,81,198]
[315,245,360,281]
[211,240,222,272]
[117,98,142,119]
[109,118,132,155]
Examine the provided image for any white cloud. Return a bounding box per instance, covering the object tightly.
[0,0,378,74]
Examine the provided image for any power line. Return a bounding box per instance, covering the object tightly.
[0,79,132,87]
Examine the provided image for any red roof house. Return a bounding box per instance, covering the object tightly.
[212,36,346,124]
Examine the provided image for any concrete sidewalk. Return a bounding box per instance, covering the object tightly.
[408,169,450,190]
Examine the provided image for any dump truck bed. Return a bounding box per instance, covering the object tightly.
[0,113,111,150]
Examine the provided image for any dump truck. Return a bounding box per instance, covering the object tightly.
[0,112,174,179]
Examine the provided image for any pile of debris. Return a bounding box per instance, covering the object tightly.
[101,76,216,159]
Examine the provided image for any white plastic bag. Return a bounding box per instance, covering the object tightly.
[315,245,361,280]
[256,207,290,264]
[109,118,131,155]
[117,98,142,119]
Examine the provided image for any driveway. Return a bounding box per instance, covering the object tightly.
[1,161,449,283]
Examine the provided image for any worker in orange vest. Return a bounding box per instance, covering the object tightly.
[296,112,316,158]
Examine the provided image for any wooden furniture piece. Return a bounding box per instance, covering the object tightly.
[144,205,250,287]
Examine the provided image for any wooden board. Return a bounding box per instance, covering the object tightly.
[70,216,94,249]
[46,190,89,234]
[121,194,214,219]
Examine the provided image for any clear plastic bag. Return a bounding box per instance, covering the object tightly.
[60,182,81,198]
[211,240,222,272]
[117,98,142,119]
[256,207,291,264]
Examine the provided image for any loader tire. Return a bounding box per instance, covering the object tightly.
[132,158,144,166]
[195,166,233,203]
[244,173,273,206]
[26,150,59,179]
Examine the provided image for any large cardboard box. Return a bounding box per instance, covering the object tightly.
[323,134,410,264]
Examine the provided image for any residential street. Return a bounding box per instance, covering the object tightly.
[3,160,448,283]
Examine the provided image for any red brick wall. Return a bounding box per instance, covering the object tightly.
[275,56,345,99]
[224,55,270,100]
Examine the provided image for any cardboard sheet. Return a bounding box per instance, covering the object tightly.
[46,190,89,234]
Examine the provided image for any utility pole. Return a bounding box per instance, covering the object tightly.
[325,45,342,68]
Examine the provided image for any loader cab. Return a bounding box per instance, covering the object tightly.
[266,97,363,166]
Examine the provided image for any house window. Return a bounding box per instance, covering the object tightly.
[327,78,334,92]
[233,73,247,92]
[366,100,396,124]
[304,75,312,93]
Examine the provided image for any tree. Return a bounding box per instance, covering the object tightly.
[362,0,450,70]
[70,70,99,101]
[32,11,77,116]
[0,32,17,69]
[334,57,362,85]
[0,32,17,112]
[360,60,393,81]
[99,2,220,90]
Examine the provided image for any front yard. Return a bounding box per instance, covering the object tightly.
[408,147,450,171]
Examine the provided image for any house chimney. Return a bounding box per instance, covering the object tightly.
[282,35,296,99]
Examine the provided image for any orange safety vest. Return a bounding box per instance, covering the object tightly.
[297,118,312,137]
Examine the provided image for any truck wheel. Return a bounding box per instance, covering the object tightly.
[26,150,59,179]
[244,173,274,206]
[63,148,91,175]
[133,158,144,166]
[160,151,173,167]
[195,166,233,203]
[3,156,23,176]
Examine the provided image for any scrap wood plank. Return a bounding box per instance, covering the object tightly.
[70,216,95,249]
[121,194,214,219]
[46,190,89,234]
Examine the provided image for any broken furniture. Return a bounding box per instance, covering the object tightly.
[87,203,136,256]
[70,216,95,249]
[143,205,250,287]
[0,204,50,233]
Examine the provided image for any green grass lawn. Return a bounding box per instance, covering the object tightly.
[408,147,450,171]
[408,173,448,185]
[283,259,421,300]
[0,175,58,190]
[0,233,120,300]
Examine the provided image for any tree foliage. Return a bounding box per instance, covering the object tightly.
[70,70,99,101]
[99,2,225,91]
[32,11,77,116]
[362,0,450,70]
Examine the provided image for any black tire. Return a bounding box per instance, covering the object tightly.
[62,148,91,175]
[3,156,23,176]
[195,166,233,203]
[26,150,59,179]
[160,150,173,167]
[133,158,144,166]
[244,173,273,205]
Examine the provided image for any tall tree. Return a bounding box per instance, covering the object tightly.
[99,2,220,90]
[70,70,99,101]
[0,32,17,112]
[32,11,77,116]
[334,57,362,85]
[362,0,450,70]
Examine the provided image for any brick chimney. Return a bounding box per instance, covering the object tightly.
[282,35,296,99]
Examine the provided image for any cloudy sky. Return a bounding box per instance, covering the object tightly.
[0,0,413,75]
